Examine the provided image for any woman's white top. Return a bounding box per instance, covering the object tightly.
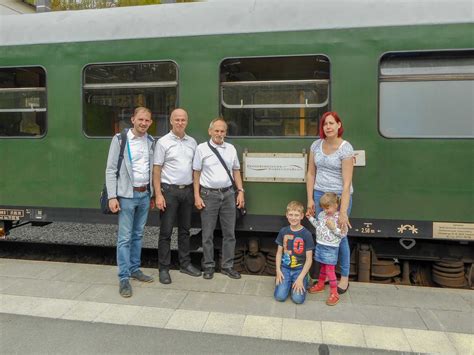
[310,139,354,194]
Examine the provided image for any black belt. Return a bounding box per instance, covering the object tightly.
[133,185,149,192]
[201,186,233,193]
[162,183,192,189]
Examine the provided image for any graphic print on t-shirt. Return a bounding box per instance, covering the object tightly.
[282,233,306,268]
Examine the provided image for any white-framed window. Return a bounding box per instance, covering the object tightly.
[83,61,178,137]
[0,66,47,137]
[379,51,474,138]
[220,55,330,137]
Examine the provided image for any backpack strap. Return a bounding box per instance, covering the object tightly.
[116,128,128,178]
[207,141,237,190]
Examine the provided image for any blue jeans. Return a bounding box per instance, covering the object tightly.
[117,190,150,281]
[314,190,352,277]
[274,267,308,304]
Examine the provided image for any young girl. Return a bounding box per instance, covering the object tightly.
[307,192,347,306]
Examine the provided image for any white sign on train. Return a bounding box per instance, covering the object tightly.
[353,150,366,166]
[243,152,307,183]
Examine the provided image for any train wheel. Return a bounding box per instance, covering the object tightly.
[432,260,466,288]
[244,252,266,274]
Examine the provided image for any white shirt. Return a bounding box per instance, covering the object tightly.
[193,140,240,189]
[154,131,197,185]
[127,129,150,187]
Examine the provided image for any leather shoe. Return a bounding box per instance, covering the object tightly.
[337,283,350,294]
[221,267,241,279]
[159,269,172,284]
[203,269,214,280]
[130,270,154,283]
[180,264,202,277]
[119,279,132,298]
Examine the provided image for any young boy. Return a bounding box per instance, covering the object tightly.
[274,201,314,304]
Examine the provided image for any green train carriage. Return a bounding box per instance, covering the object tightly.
[0,0,472,286]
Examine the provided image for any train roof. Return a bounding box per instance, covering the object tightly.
[0,0,472,47]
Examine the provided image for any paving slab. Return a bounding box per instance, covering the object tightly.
[418,308,474,334]
[241,315,283,340]
[128,306,174,328]
[179,290,296,318]
[296,298,368,324]
[141,271,246,295]
[281,318,323,344]
[0,259,69,279]
[165,309,209,332]
[0,276,19,291]
[50,263,118,284]
[0,294,43,315]
[61,301,111,322]
[356,304,427,330]
[75,283,188,308]
[93,303,143,324]
[202,311,246,336]
[241,279,275,296]
[2,278,91,300]
[362,325,412,352]
[322,321,367,348]
[29,298,78,318]
[403,328,457,353]
[446,332,474,355]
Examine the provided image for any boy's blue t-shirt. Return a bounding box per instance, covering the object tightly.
[275,226,315,269]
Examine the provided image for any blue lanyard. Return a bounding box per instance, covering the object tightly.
[126,139,132,163]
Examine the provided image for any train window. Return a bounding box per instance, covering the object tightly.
[0,67,47,137]
[220,56,330,137]
[379,51,474,138]
[83,62,178,137]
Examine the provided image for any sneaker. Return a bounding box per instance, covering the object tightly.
[119,279,132,298]
[159,270,172,284]
[221,267,241,279]
[130,270,154,283]
[203,268,214,280]
[326,292,339,306]
[308,282,325,294]
[180,264,202,277]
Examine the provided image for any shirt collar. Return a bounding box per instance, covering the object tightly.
[170,131,188,141]
[127,129,147,141]
[208,139,226,149]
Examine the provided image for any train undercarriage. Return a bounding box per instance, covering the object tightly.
[211,233,474,289]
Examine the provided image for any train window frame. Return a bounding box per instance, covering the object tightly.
[82,60,179,139]
[0,65,48,139]
[378,50,474,139]
[219,55,331,138]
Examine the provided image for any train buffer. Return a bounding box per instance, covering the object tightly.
[0,258,472,354]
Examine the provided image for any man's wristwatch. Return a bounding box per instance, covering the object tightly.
[237,188,245,193]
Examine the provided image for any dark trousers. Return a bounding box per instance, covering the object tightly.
[158,184,193,270]
[200,187,236,270]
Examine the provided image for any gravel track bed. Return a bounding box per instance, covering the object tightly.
[3,222,201,249]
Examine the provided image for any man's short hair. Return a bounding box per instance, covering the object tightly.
[209,117,227,130]
[286,201,304,214]
[133,106,152,117]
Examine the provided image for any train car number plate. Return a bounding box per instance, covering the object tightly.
[433,222,474,240]
[0,209,25,221]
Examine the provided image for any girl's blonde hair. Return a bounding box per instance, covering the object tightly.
[319,192,340,208]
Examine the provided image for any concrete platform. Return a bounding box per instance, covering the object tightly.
[0,258,472,354]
